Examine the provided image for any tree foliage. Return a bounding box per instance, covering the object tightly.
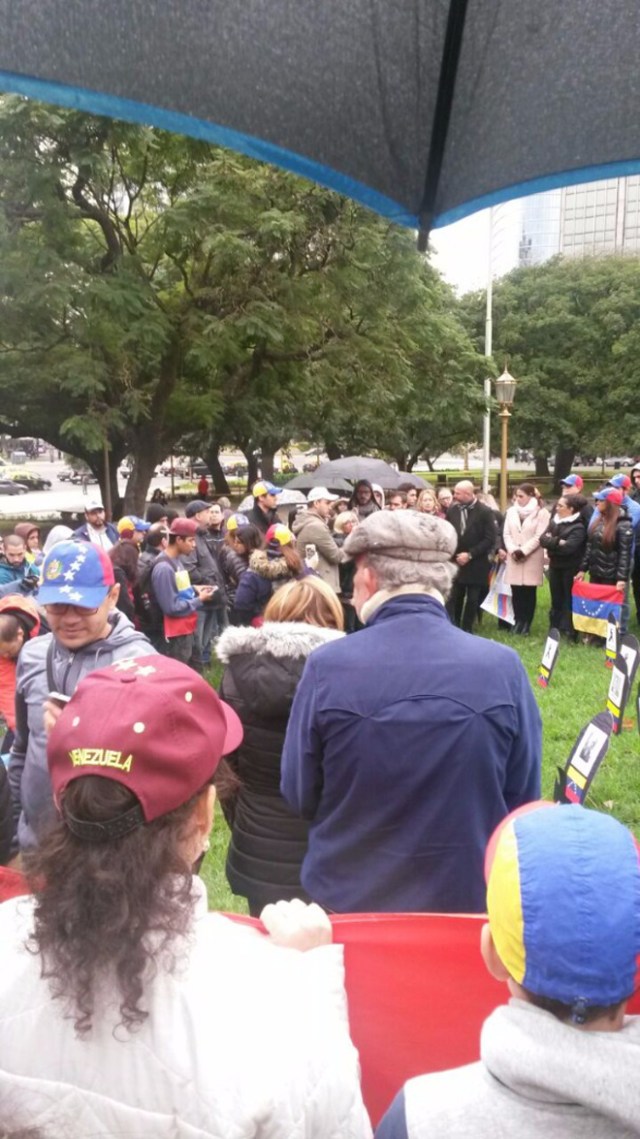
[0,96,486,510]
[460,256,640,481]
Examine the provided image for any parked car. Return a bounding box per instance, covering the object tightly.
[159,460,189,477]
[5,470,52,491]
[58,468,73,482]
[0,479,29,495]
[603,456,634,469]
[190,459,210,477]
[222,462,248,477]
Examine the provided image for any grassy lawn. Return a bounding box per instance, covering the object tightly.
[201,581,640,910]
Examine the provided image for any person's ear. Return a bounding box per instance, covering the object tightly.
[361,563,379,598]
[194,785,217,840]
[480,923,510,982]
[108,583,121,608]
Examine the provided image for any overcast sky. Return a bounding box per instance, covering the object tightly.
[430,200,522,294]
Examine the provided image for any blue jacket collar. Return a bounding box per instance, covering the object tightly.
[366,592,450,627]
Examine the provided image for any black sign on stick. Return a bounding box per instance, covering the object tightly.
[605,615,619,668]
[554,711,614,805]
[606,654,630,735]
[618,634,640,692]
[537,628,560,688]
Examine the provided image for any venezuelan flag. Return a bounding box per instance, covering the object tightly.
[571,581,624,637]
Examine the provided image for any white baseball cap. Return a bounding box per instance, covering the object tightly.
[307,486,339,503]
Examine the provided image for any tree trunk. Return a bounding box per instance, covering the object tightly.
[261,448,275,481]
[394,453,408,471]
[325,442,342,461]
[553,446,576,494]
[99,460,122,521]
[204,442,231,495]
[534,452,550,478]
[125,442,160,516]
[243,449,259,489]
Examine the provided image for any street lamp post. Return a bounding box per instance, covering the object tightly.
[495,366,517,513]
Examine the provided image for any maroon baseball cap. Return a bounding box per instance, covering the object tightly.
[169,517,199,537]
[47,655,243,839]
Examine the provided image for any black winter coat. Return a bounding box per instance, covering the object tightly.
[539,514,587,571]
[182,529,227,608]
[581,511,633,584]
[446,500,497,585]
[216,621,344,904]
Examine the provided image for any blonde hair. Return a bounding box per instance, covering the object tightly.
[417,487,438,513]
[264,576,344,630]
[333,510,358,535]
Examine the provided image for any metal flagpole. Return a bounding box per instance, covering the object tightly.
[482,207,494,494]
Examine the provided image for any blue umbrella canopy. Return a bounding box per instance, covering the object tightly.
[0,2,638,239]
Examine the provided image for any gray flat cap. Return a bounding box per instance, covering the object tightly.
[344,510,457,562]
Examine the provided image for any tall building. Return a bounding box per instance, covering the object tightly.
[519,176,640,266]
[519,189,562,267]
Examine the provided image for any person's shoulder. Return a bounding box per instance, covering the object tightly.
[16,632,51,677]
[0,894,37,961]
[397,1061,489,1137]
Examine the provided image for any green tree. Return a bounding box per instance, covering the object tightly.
[460,256,640,483]
[0,96,486,510]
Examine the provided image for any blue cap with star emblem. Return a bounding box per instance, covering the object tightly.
[38,540,115,609]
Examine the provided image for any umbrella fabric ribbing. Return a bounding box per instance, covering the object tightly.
[314,458,403,489]
[0,2,639,234]
[285,473,354,494]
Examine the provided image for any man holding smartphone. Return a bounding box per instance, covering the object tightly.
[150,517,215,669]
[8,540,154,854]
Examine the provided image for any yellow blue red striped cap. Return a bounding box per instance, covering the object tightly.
[485,803,640,1011]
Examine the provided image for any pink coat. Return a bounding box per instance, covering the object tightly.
[503,503,550,586]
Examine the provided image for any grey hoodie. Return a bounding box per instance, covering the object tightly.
[376,999,640,1138]
[8,612,154,851]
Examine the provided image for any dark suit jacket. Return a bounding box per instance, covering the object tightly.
[447,500,496,585]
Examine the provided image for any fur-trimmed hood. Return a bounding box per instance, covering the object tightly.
[217,621,344,720]
[216,621,343,664]
[248,549,293,580]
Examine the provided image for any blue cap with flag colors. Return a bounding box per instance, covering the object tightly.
[485,803,640,1012]
[607,474,631,490]
[38,541,115,609]
[593,487,624,504]
[252,480,281,498]
[117,515,151,535]
[225,512,250,532]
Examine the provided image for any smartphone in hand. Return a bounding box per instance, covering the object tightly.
[48,692,71,710]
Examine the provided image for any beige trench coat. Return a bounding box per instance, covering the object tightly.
[503,503,551,586]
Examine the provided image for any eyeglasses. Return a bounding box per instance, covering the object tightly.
[45,603,100,616]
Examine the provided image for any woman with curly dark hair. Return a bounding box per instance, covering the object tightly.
[0,656,370,1137]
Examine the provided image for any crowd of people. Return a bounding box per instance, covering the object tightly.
[0,470,638,1135]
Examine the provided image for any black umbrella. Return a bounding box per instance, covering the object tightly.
[396,471,430,490]
[314,457,402,489]
[0,2,637,240]
[285,472,354,495]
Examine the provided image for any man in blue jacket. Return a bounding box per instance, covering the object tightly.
[281,510,542,914]
[71,500,118,549]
